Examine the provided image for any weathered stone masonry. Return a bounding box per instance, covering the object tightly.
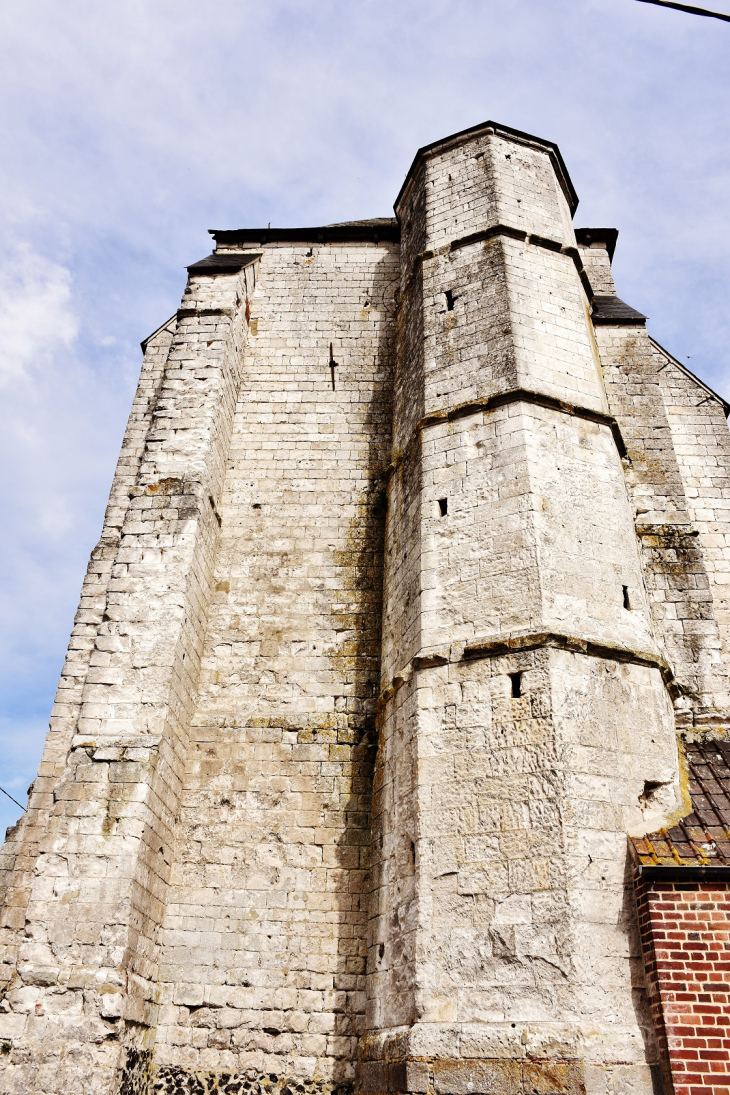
[2,121,730,1095]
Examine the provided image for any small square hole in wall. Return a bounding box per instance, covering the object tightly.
[509,672,522,698]
[438,499,448,517]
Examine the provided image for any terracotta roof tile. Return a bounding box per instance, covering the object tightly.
[631,740,730,867]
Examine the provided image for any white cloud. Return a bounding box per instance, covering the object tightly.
[0,245,78,387]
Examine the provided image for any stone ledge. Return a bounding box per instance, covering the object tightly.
[358,1057,586,1095]
[400,226,589,303]
[379,630,678,708]
[417,387,627,459]
[386,387,629,483]
[464,628,669,674]
[404,224,650,330]
[449,223,527,252]
[635,522,699,539]
[71,734,162,748]
[448,227,594,304]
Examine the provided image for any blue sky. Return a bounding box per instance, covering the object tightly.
[0,0,729,834]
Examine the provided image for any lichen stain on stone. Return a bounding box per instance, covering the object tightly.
[145,478,185,496]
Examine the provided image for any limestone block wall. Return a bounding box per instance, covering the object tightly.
[366,649,677,1084]
[369,123,685,1095]
[150,238,399,1090]
[594,286,730,725]
[0,254,258,1093]
[660,350,730,715]
[0,314,179,1093]
[0,121,729,1095]
[0,314,175,937]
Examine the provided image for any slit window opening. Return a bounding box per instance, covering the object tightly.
[445,290,455,311]
[509,672,522,698]
[438,498,448,517]
[623,585,631,610]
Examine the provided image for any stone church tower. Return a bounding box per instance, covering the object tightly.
[2,121,730,1095]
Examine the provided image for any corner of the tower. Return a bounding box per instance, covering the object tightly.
[394,121,580,267]
[370,117,688,1095]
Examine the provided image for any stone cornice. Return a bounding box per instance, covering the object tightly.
[417,387,628,458]
[380,629,677,706]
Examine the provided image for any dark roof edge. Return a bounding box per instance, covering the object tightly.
[575,228,619,262]
[394,120,579,219]
[140,314,177,354]
[591,294,647,326]
[187,252,261,274]
[637,864,730,882]
[210,222,400,246]
[649,336,730,416]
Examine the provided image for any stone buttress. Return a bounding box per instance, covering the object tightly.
[2,123,730,1095]
[365,125,697,1095]
[0,226,401,1095]
[0,250,259,1092]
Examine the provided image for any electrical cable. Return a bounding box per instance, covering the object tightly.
[636,0,730,22]
[0,786,25,811]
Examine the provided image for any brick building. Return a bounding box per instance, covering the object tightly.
[1,121,729,1094]
[633,741,730,1094]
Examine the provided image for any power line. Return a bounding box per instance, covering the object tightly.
[0,786,25,811]
[636,0,730,22]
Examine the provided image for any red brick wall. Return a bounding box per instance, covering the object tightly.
[635,878,730,1095]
